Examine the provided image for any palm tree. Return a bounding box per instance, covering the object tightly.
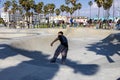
[43,4,55,28]
[11,0,19,28]
[34,2,44,26]
[94,0,103,19]
[4,1,11,12]
[48,4,55,27]
[60,5,65,16]
[70,0,77,6]
[88,1,93,19]
[73,4,77,17]
[103,0,113,19]
[66,0,80,5]
[65,0,70,5]
[69,7,74,16]
[34,2,44,14]
[76,3,82,17]
[27,0,35,27]
[17,5,24,27]
[19,0,35,28]
[4,0,19,28]
[18,5,23,15]
[43,5,49,16]
[48,4,55,16]
[4,1,11,27]
[65,6,70,17]
[11,0,18,13]
[55,9,60,16]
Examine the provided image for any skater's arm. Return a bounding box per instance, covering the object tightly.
[51,37,59,46]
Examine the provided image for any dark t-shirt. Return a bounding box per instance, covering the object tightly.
[58,35,68,48]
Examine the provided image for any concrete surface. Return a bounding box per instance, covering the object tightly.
[0,28,120,80]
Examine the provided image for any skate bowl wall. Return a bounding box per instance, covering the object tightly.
[0,28,119,38]
[0,32,37,39]
[1,28,119,55]
[0,28,120,80]
[9,35,58,54]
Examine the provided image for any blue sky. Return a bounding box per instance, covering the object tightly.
[35,0,120,18]
[35,0,91,9]
[0,0,120,18]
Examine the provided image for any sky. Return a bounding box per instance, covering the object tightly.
[0,0,120,18]
[34,0,120,18]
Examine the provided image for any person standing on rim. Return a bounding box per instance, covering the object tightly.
[50,31,68,64]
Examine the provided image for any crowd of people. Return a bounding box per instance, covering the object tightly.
[0,17,120,30]
[52,18,120,30]
[95,19,120,30]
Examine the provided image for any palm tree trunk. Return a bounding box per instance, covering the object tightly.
[78,9,80,17]
[11,13,16,28]
[75,11,77,17]
[103,9,105,18]
[106,9,110,20]
[62,12,63,16]
[113,0,115,21]
[98,8,100,20]
[39,14,41,27]
[24,15,27,28]
[90,6,91,19]
[27,16,30,28]
[8,13,10,28]
[30,15,33,28]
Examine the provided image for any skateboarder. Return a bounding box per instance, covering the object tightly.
[50,31,68,64]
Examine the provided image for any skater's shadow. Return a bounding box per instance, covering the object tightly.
[117,77,120,80]
[66,59,99,75]
[0,44,99,80]
[86,33,120,63]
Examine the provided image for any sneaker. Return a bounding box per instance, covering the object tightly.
[50,60,56,63]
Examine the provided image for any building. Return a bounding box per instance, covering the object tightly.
[49,16,88,23]
[32,14,46,24]
[75,17,88,23]
[1,12,9,22]
[0,11,46,23]
[49,16,67,22]
[0,11,23,23]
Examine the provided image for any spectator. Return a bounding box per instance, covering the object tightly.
[115,19,120,30]
[74,20,77,27]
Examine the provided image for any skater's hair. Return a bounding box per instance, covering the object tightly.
[58,31,63,35]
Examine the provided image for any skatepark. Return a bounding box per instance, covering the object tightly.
[0,28,120,80]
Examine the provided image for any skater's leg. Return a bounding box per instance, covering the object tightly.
[61,47,68,64]
[51,45,63,63]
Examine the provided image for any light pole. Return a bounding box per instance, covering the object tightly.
[117,0,120,18]
[117,7,120,17]
[113,0,115,21]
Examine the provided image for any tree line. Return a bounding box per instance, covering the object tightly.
[1,0,113,28]
[2,0,82,28]
[93,0,113,19]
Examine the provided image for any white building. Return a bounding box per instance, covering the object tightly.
[49,16,67,22]
[1,12,9,22]
[32,14,46,24]
[49,16,88,23]
[0,11,23,23]
[75,17,88,23]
